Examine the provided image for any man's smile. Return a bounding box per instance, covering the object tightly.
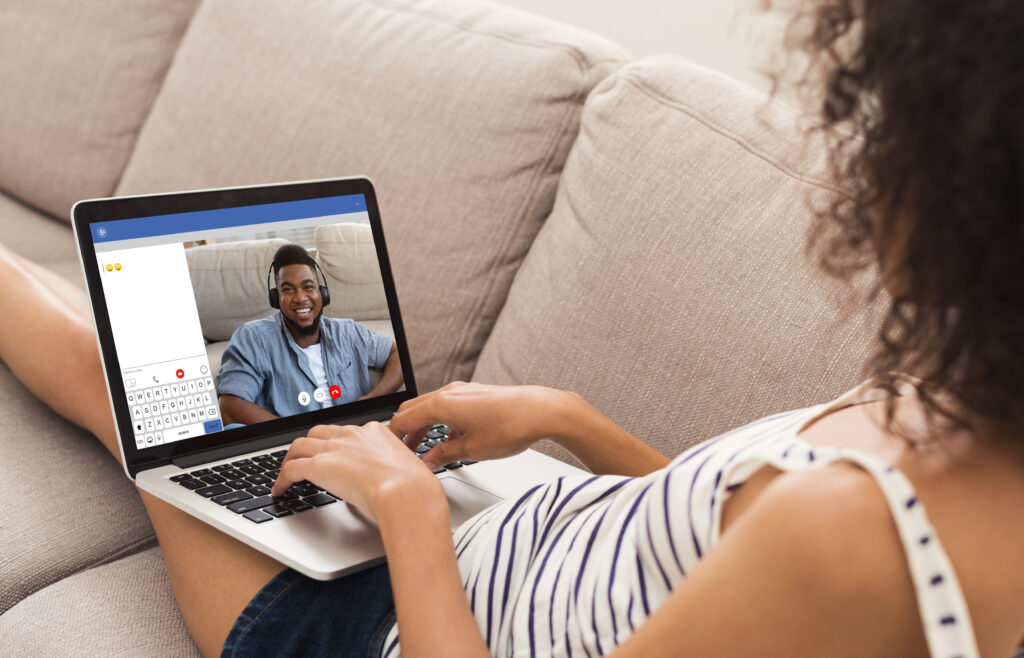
[292,305,314,319]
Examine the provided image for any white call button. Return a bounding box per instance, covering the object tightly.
[297,391,311,406]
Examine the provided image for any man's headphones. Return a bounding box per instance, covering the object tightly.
[266,259,331,309]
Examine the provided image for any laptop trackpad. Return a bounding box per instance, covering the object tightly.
[442,477,504,528]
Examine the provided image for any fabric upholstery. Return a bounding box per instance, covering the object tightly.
[0,0,200,220]
[0,547,199,656]
[186,238,290,342]
[315,223,390,323]
[1,192,79,268]
[114,0,628,392]
[472,56,888,464]
[0,364,155,614]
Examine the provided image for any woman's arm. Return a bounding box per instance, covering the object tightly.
[388,382,669,476]
[271,423,489,658]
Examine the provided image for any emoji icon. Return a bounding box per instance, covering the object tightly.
[114,263,122,271]
[105,264,113,272]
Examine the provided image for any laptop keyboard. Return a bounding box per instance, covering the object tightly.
[168,425,476,523]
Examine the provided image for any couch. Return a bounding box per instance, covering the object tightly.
[0,0,886,653]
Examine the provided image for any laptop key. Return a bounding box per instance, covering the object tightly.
[444,462,463,470]
[282,499,312,512]
[432,468,447,475]
[196,484,232,498]
[272,450,287,458]
[190,468,213,478]
[264,469,280,479]
[263,504,292,518]
[221,469,246,480]
[225,479,249,490]
[272,490,298,501]
[212,464,233,472]
[201,474,226,485]
[245,474,272,485]
[170,473,191,482]
[239,465,262,476]
[179,478,206,490]
[231,459,253,467]
[243,510,272,523]
[290,483,318,497]
[246,485,271,496]
[227,496,275,514]
[303,493,337,507]
[212,490,253,506]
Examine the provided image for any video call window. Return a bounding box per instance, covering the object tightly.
[91,195,404,451]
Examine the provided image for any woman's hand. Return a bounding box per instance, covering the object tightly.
[271,421,442,523]
[388,382,575,469]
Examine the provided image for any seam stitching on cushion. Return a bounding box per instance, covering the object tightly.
[438,49,595,385]
[365,0,625,72]
[619,74,850,199]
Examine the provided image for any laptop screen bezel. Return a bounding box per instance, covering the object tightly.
[72,177,418,478]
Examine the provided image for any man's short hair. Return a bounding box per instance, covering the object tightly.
[272,244,317,281]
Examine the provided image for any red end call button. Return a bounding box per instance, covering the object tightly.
[328,385,341,399]
[175,369,185,379]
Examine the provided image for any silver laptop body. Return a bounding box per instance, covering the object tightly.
[72,177,584,580]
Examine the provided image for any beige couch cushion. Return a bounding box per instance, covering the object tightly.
[472,56,887,464]
[186,239,290,342]
[0,0,200,220]
[0,365,155,614]
[0,547,198,657]
[114,0,628,392]
[315,223,390,322]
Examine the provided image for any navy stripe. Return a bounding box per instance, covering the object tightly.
[500,507,528,622]
[643,496,675,589]
[626,592,635,632]
[574,506,613,602]
[486,485,542,645]
[635,554,650,615]
[685,451,717,559]
[704,432,788,547]
[538,476,600,548]
[544,499,611,657]
[590,578,603,655]
[383,633,399,657]
[606,483,654,640]
[527,504,592,656]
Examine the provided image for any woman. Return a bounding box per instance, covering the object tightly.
[2,1,1022,656]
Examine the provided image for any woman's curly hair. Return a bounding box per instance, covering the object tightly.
[779,0,1024,441]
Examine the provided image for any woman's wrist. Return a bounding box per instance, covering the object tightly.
[372,472,447,526]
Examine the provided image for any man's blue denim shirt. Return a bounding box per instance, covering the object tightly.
[215,313,393,418]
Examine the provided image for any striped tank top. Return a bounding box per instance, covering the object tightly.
[381,378,980,657]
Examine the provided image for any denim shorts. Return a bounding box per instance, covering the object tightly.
[221,562,396,658]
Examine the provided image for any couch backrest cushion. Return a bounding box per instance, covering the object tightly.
[114,0,628,392]
[315,223,390,323]
[0,0,200,220]
[187,223,388,342]
[187,239,289,342]
[472,56,888,463]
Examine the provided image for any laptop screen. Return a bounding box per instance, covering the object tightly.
[74,180,415,472]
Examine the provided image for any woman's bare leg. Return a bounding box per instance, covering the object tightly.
[0,244,285,657]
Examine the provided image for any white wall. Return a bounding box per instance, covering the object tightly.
[495,0,790,96]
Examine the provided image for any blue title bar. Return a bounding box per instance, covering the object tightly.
[91,194,366,243]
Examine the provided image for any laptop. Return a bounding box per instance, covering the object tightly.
[72,177,584,580]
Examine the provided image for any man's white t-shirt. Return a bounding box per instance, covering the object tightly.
[300,343,332,408]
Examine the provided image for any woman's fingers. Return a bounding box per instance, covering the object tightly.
[271,456,315,496]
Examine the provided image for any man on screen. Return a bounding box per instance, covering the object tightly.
[216,244,402,425]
